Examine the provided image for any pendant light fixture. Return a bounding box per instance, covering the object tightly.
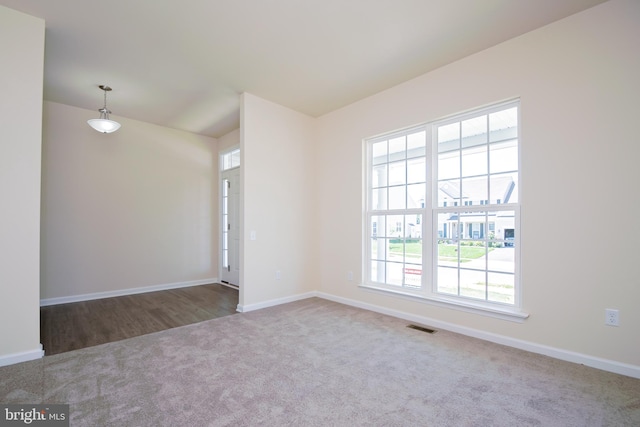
[87,85,121,133]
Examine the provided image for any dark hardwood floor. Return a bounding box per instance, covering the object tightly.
[40,283,239,356]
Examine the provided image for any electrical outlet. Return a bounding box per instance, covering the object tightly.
[347,271,354,281]
[605,309,619,326]
[275,270,281,280]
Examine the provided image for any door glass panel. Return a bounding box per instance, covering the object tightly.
[222,177,229,269]
[220,166,240,286]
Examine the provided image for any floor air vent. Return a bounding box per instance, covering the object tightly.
[407,324,437,334]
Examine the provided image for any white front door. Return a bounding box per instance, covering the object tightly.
[220,167,240,286]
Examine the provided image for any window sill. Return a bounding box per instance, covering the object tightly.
[359,283,529,323]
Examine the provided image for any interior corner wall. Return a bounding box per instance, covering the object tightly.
[218,128,240,153]
[0,6,44,362]
[315,0,640,368]
[240,93,318,307]
[41,101,219,300]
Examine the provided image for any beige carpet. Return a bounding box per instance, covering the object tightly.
[1,298,639,426]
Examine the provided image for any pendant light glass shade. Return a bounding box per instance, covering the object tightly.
[87,116,121,133]
[88,85,121,133]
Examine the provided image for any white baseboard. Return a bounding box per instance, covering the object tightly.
[40,278,220,307]
[0,344,44,367]
[236,291,316,313]
[36,283,640,379]
[314,291,640,380]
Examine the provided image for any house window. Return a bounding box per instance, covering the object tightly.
[221,148,240,171]
[367,126,427,290]
[365,100,521,315]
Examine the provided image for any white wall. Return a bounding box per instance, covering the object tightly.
[0,6,44,364]
[218,128,240,153]
[3,0,637,376]
[240,93,318,308]
[316,0,640,368]
[41,101,219,300]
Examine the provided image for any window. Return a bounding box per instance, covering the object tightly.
[365,100,522,316]
[368,126,427,289]
[221,148,240,171]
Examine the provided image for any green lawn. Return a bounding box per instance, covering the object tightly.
[388,242,491,261]
[438,244,490,260]
[389,242,422,256]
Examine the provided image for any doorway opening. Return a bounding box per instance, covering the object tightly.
[220,148,240,288]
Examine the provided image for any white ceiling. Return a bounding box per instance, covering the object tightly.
[1,0,607,138]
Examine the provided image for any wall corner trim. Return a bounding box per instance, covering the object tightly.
[0,344,44,368]
[40,278,219,307]
[236,291,317,313]
[314,292,640,380]
[237,289,640,380]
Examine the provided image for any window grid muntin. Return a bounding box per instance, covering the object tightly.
[220,148,240,171]
[367,126,427,290]
[435,205,517,306]
[433,100,519,306]
[365,100,520,309]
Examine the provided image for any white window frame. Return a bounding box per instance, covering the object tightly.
[362,100,528,322]
[220,147,240,172]
[219,146,241,286]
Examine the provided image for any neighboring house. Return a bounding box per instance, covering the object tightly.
[438,176,515,243]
